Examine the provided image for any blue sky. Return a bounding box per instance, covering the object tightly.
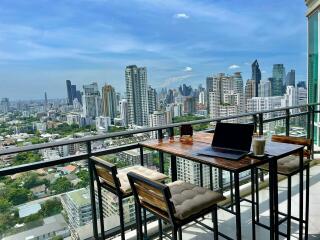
[0,0,308,100]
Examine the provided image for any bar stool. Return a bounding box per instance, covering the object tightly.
[256,135,311,238]
[128,171,226,240]
[90,156,168,240]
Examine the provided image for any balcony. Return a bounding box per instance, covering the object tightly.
[0,103,319,240]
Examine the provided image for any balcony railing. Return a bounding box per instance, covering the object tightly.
[0,103,318,240]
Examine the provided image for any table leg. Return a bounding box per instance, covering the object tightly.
[251,168,256,240]
[234,172,242,240]
[299,150,304,239]
[269,158,275,240]
[305,163,310,240]
[273,158,279,240]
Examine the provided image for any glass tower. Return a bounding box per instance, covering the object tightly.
[306,0,319,145]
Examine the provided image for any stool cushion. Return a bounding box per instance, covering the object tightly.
[118,166,167,194]
[260,155,310,175]
[167,181,225,220]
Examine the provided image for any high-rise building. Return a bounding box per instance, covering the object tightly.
[233,72,244,112]
[0,98,9,114]
[258,80,271,97]
[281,86,298,113]
[199,91,206,105]
[66,80,73,105]
[272,64,286,96]
[82,82,102,119]
[66,80,82,105]
[306,0,319,144]
[147,86,157,114]
[125,65,149,126]
[285,69,296,87]
[244,79,255,111]
[165,89,174,105]
[206,76,214,114]
[297,81,307,89]
[178,84,192,96]
[119,99,128,127]
[149,111,167,138]
[44,92,48,112]
[247,96,283,120]
[251,60,261,97]
[207,73,240,122]
[297,87,307,105]
[101,84,117,121]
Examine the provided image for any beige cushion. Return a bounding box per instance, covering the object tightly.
[260,155,310,175]
[117,166,167,193]
[167,181,225,220]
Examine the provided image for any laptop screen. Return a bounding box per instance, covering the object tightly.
[212,122,254,151]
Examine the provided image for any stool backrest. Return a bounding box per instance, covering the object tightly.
[90,156,121,192]
[271,135,312,158]
[127,172,175,222]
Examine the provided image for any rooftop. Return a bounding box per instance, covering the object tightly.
[65,188,91,207]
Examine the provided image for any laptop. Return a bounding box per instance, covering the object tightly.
[197,122,254,160]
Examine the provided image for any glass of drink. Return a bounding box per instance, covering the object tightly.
[252,135,266,157]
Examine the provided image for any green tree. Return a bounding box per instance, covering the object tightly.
[76,170,89,188]
[7,187,31,205]
[40,198,62,217]
[0,198,12,213]
[50,177,73,194]
[14,152,42,165]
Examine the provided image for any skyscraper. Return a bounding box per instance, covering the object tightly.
[245,79,255,111]
[119,99,128,127]
[82,83,102,119]
[258,80,271,97]
[251,60,261,97]
[101,84,117,121]
[207,73,240,121]
[147,86,157,114]
[66,80,82,105]
[66,80,73,105]
[233,72,244,111]
[0,98,9,114]
[305,0,319,144]
[125,65,149,126]
[285,69,296,87]
[272,64,286,96]
[206,76,214,114]
[44,92,48,112]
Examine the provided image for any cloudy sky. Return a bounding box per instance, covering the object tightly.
[0,0,308,100]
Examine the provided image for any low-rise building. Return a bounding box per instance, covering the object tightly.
[61,188,92,228]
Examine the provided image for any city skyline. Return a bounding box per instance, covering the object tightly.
[0,0,307,99]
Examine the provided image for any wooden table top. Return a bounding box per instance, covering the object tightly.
[140,132,304,172]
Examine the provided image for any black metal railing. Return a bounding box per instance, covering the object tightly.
[0,103,318,239]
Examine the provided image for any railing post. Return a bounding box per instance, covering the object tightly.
[311,106,315,159]
[258,113,263,135]
[140,146,144,166]
[158,129,164,173]
[285,109,290,136]
[167,127,174,141]
[307,106,311,139]
[87,141,99,239]
[199,163,203,187]
[252,114,258,133]
[218,168,223,193]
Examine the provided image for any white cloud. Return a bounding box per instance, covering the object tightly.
[183,66,192,72]
[228,64,240,69]
[174,13,190,19]
[261,70,267,74]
